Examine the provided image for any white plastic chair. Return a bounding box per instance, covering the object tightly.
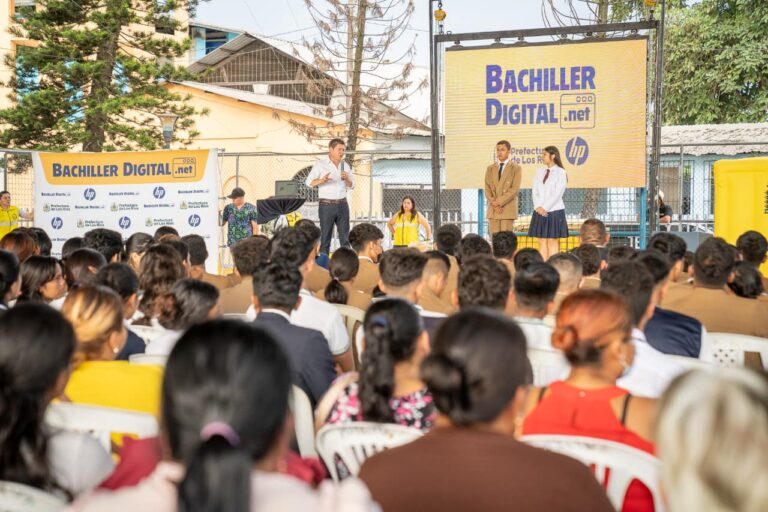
[521,435,664,512]
[316,422,423,482]
[289,385,317,458]
[333,304,366,365]
[45,403,159,452]
[527,347,570,386]
[709,333,768,369]
[128,325,164,346]
[666,354,715,371]
[0,480,65,512]
[129,353,168,366]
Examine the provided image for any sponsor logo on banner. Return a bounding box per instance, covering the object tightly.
[77,219,105,228]
[118,216,132,230]
[43,203,71,212]
[188,214,201,228]
[180,200,210,209]
[180,200,188,210]
[109,191,140,197]
[51,217,63,230]
[565,137,589,166]
[172,157,197,179]
[178,189,210,195]
[112,203,139,211]
[153,186,166,199]
[145,217,174,227]
[84,188,96,201]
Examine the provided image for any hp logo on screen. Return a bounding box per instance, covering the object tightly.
[153,186,166,199]
[51,217,63,230]
[188,214,201,228]
[84,188,96,201]
[118,216,131,230]
[565,137,589,166]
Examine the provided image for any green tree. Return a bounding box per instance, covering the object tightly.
[663,0,768,124]
[0,0,207,151]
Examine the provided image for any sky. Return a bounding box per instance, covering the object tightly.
[194,0,557,68]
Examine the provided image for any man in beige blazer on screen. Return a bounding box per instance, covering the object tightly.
[484,140,522,236]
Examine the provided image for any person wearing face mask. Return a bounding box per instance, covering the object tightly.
[522,289,658,512]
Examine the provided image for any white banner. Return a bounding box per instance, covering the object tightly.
[33,149,221,274]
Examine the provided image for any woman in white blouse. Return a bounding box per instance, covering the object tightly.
[530,146,568,260]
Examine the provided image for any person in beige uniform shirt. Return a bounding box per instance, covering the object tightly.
[484,140,522,236]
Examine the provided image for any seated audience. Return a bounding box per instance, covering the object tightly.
[145,279,221,356]
[348,223,384,294]
[455,233,491,266]
[271,228,353,372]
[513,262,559,350]
[491,230,518,277]
[18,255,67,305]
[634,251,710,360]
[662,237,768,337]
[572,243,603,288]
[434,223,462,304]
[83,228,124,263]
[647,232,688,286]
[63,248,107,289]
[1,229,38,262]
[296,221,332,293]
[136,244,186,322]
[547,252,582,314]
[736,230,768,290]
[68,320,377,511]
[522,289,658,512]
[61,237,85,261]
[513,247,543,272]
[378,248,428,304]
[162,240,191,276]
[61,285,163,415]
[251,261,335,408]
[27,227,53,257]
[607,245,637,266]
[0,304,113,497]
[360,309,613,512]
[729,260,764,299]
[152,226,179,243]
[95,263,146,361]
[455,254,512,314]
[219,236,271,314]
[579,218,610,261]
[317,247,372,310]
[600,262,684,397]
[417,250,453,315]
[181,234,232,290]
[0,249,21,309]
[124,232,154,274]
[682,250,694,281]
[656,369,768,512]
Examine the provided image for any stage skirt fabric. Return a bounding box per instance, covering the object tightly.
[529,209,568,239]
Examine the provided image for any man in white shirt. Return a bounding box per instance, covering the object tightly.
[545,252,583,326]
[305,138,355,257]
[512,262,560,351]
[601,261,684,398]
[270,226,354,372]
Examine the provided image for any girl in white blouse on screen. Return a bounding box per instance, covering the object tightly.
[529,146,568,260]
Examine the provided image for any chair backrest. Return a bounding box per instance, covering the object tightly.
[0,480,65,512]
[666,354,715,371]
[709,332,768,369]
[333,304,366,365]
[527,347,570,387]
[45,403,159,452]
[316,422,423,482]
[129,353,168,367]
[289,385,317,458]
[128,325,164,346]
[520,434,664,512]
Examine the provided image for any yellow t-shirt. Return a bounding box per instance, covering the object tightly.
[64,361,163,416]
[392,212,420,246]
[0,206,20,239]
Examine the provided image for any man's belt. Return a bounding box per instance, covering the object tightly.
[318,198,347,205]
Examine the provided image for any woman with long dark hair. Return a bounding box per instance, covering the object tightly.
[68,320,378,511]
[63,248,107,289]
[0,303,113,497]
[387,195,432,247]
[529,145,568,260]
[317,247,371,309]
[18,255,67,304]
[136,244,185,322]
[0,249,21,309]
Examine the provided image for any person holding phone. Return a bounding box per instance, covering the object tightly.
[305,139,355,257]
[530,146,568,260]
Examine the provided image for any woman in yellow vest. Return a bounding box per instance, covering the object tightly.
[0,191,33,239]
[61,285,163,416]
[387,195,432,247]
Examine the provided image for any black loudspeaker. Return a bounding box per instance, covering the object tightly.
[275,180,299,198]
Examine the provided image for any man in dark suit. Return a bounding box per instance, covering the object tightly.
[251,261,336,408]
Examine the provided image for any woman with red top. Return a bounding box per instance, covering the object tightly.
[522,289,657,512]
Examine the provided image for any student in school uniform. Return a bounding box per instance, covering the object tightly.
[529,146,568,261]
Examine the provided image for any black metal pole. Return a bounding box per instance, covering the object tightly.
[429,2,441,231]
[649,1,666,237]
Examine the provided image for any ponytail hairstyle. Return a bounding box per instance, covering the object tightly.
[61,285,125,367]
[0,303,75,494]
[158,279,220,331]
[324,247,359,305]
[421,308,531,426]
[544,145,564,169]
[165,320,291,512]
[0,250,20,306]
[359,299,424,423]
